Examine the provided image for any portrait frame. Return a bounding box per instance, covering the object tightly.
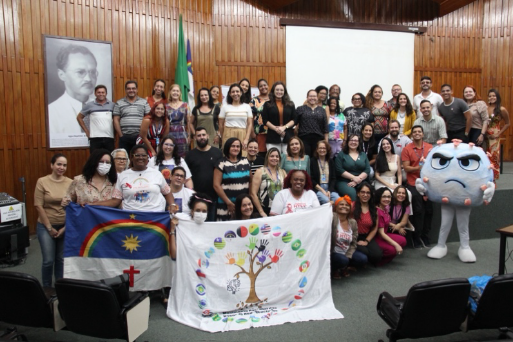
[43,35,114,149]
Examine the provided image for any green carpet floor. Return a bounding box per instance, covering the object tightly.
[1,235,512,342]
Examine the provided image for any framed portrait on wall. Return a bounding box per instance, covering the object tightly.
[43,35,113,149]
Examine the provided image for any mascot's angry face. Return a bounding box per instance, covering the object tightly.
[420,142,493,206]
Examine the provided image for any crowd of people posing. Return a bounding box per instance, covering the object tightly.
[35,76,510,287]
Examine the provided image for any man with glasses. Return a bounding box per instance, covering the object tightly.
[49,44,99,135]
[387,84,402,108]
[401,125,433,248]
[77,85,115,152]
[412,76,443,117]
[343,93,375,138]
[113,80,151,153]
[185,127,223,221]
[169,166,195,215]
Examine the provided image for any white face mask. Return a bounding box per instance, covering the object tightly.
[97,162,111,176]
[193,212,207,224]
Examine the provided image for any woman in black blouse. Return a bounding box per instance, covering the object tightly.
[295,89,329,157]
[310,140,339,204]
[360,122,377,180]
[262,81,296,154]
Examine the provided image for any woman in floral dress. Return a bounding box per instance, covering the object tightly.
[486,89,510,181]
[166,84,190,157]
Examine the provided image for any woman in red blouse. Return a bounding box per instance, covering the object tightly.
[352,182,383,266]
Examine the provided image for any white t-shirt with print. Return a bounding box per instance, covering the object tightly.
[172,186,195,215]
[270,189,320,215]
[113,168,170,212]
[148,156,192,182]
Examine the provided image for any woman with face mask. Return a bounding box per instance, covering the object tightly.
[170,192,213,259]
[61,149,118,207]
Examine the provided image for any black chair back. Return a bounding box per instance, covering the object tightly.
[470,273,513,329]
[0,271,53,328]
[396,278,470,339]
[55,278,125,339]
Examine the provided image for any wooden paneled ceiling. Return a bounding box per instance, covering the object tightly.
[431,0,477,16]
[255,0,476,17]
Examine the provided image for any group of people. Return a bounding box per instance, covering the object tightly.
[35,76,510,287]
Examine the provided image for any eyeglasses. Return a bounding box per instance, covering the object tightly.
[349,139,359,143]
[382,195,392,199]
[352,98,362,101]
[359,191,371,195]
[114,158,128,162]
[133,154,148,158]
[173,174,185,178]
[73,69,98,79]
[164,143,175,147]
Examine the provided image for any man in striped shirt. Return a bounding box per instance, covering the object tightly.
[413,100,447,145]
[113,80,151,153]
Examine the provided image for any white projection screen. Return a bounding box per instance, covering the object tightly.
[286,26,415,109]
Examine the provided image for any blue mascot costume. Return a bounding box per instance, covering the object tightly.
[415,140,495,262]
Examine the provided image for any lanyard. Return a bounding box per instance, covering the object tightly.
[318,159,327,174]
[413,143,425,161]
[267,167,280,183]
[292,157,302,170]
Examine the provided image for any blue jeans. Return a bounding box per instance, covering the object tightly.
[316,184,340,204]
[331,250,368,271]
[37,222,64,287]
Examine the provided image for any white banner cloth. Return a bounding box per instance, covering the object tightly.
[167,204,343,332]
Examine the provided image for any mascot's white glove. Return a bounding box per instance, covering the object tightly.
[482,181,495,204]
[415,178,427,195]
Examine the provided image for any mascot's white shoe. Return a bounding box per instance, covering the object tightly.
[427,245,447,259]
[458,247,476,263]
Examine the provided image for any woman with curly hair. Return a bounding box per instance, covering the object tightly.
[366,84,391,142]
[213,137,251,221]
[190,87,220,148]
[270,169,319,215]
[149,136,193,189]
[390,93,416,137]
[486,88,510,181]
[136,102,170,157]
[61,149,118,207]
[353,182,382,266]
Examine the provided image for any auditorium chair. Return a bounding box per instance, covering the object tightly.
[466,273,513,339]
[376,277,471,342]
[0,271,61,340]
[55,274,149,342]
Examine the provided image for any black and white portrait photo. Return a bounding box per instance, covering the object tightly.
[44,35,113,149]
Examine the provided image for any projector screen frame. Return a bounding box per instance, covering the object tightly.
[279,18,427,34]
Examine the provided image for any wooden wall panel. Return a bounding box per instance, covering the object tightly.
[0,0,511,233]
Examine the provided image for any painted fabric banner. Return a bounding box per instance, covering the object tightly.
[167,204,343,332]
[63,203,172,291]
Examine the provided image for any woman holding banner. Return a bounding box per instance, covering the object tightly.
[170,193,213,260]
[104,145,176,212]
